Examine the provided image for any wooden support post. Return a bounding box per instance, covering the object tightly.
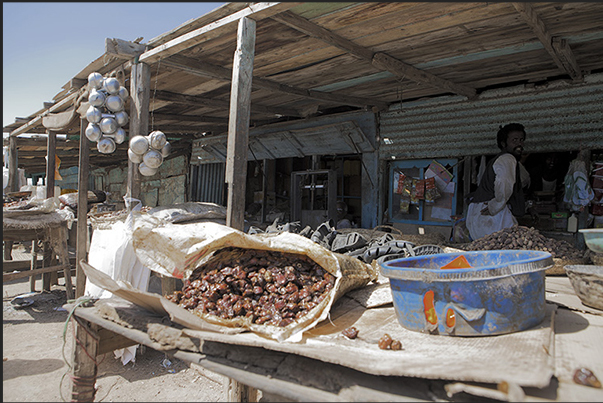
[76,118,90,298]
[226,17,256,231]
[8,134,19,193]
[70,317,99,402]
[46,129,57,199]
[225,17,259,402]
[42,241,54,291]
[4,241,13,261]
[59,224,75,300]
[261,159,276,223]
[127,61,150,205]
[30,241,38,292]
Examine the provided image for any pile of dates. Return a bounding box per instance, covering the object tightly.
[464,226,584,260]
[166,247,335,327]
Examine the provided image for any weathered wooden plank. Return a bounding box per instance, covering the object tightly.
[105,38,146,59]
[76,119,90,298]
[46,130,57,198]
[270,9,476,99]
[128,62,150,202]
[163,54,388,110]
[42,110,78,130]
[70,318,99,402]
[8,135,18,192]
[226,17,256,232]
[140,3,299,65]
[512,2,582,80]
[3,264,68,282]
[272,10,375,60]
[10,92,79,137]
[372,52,476,99]
[155,89,301,118]
[97,328,137,356]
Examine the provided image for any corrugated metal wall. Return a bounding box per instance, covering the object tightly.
[190,163,224,205]
[379,73,603,160]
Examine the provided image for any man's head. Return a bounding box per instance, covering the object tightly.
[497,123,525,159]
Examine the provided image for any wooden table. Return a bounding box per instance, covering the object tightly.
[3,211,74,299]
[65,277,603,403]
[65,297,447,402]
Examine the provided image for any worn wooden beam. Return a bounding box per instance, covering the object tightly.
[140,3,299,65]
[70,78,88,90]
[128,62,150,202]
[10,92,79,137]
[226,16,255,232]
[272,10,476,100]
[76,119,90,298]
[105,38,147,60]
[70,317,99,402]
[8,135,18,192]
[163,54,388,110]
[46,130,57,199]
[272,10,374,60]
[151,112,229,124]
[512,2,582,80]
[372,53,476,99]
[154,89,302,118]
[3,264,68,282]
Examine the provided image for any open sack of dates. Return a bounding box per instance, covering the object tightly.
[131,214,378,342]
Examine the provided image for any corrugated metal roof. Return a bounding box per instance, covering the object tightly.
[191,119,374,164]
[379,73,603,160]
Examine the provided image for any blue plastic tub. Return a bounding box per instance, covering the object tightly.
[379,250,553,336]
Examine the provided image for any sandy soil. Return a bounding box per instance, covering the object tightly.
[3,247,230,402]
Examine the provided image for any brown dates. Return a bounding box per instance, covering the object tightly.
[169,247,335,328]
[342,326,359,339]
[378,333,403,350]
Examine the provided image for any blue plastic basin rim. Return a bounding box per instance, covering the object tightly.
[380,250,553,282]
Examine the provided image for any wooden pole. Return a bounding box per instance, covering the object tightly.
[70,317,99,402]
[8,135,18,192]
[225,17,259,402]
[46,129,56,199]
[127,61,150,206]
[76,118,90,298]
[226,17,256,231]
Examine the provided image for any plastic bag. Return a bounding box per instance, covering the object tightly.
[85,197,151,364]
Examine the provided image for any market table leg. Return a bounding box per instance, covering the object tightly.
[30,241,37,292]
[4,241,13,260]
[70,316,99,402]
[59,226,74,300]
[226,379,259,402]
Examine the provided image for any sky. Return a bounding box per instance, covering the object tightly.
[3,2,225,132]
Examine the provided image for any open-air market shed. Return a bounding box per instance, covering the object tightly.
[4,1,603,293]
[4,3,603,402]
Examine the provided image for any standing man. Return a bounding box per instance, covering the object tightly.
[466,123,533,240]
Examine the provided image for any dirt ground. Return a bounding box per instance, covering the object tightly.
[2,244,234,402]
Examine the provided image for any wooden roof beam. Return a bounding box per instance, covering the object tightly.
[154,89,304,118]
[271,10,476,100]
[10,91,80,137]
[163,54,388,110]
[512,2,582,81]
[139,2,300,65]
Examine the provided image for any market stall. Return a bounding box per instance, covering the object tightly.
[66,268,603,402]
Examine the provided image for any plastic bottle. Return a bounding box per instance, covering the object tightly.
[567,213,578,232]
